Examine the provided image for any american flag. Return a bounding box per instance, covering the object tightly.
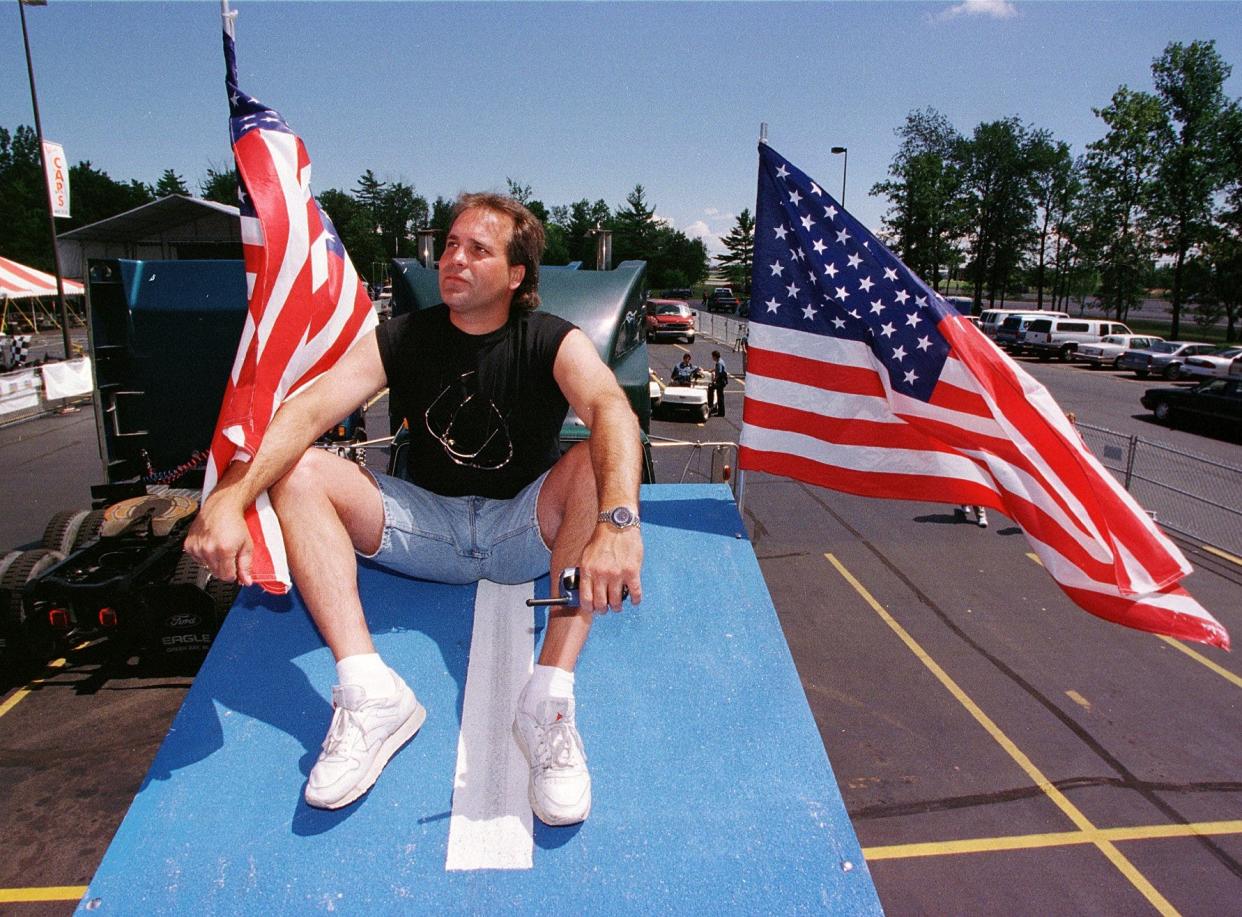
[201,5,378,594]
[739,143,1228,650]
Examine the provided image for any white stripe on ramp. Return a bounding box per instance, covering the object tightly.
[444,579,535,871]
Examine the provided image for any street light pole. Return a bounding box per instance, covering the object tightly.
[831,146,848,209]
[18,0,73,360]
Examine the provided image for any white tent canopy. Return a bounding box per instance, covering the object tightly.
[0,256,84,299]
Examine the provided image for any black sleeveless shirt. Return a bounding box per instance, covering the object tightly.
[376,305,575,498]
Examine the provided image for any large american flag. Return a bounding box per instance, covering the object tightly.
[201,5,378,594]
[739,143,1228,650]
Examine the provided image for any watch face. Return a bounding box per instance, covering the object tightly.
[610,506,635,527]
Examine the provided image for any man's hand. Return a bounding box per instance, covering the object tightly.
[184,492,254,586]
[576,526,643,614]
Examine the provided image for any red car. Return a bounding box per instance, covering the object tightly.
[644,299,696,343]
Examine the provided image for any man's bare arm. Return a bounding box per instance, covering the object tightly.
[185,331,387,583]
[552,329,644,609]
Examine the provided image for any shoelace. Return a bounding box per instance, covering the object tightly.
[535,720,583,770]
[321,705,365,759]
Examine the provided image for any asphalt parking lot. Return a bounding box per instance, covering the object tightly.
[2,324,1240,915]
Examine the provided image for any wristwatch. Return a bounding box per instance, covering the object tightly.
[598,506,640,530]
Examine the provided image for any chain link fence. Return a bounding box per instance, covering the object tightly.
[1077,421,1242,557]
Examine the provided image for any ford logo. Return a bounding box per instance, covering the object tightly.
[167,613,201,628]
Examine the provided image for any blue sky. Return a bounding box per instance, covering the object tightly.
[4,1,1241,256]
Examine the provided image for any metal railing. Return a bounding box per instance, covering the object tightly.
[691,309,749,376]
[649,436,742,497]
[1077,421,1242,557]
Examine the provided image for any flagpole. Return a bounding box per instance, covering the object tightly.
[17,0,72,360]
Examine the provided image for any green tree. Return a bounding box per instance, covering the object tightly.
[154,168,189,196]
[1081,87,1165,321]
[1150,40,1238,339]
[611,184,660,267]
[872,108,966,298]
[957,117,1039,307]
[1026,133,1078,309]
[551,198,611,268]
[199,161,237,204]
[715,208,755,294]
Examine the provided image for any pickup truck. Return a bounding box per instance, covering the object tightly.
[706,287,741,314]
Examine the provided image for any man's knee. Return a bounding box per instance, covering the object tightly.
[270,448,333,506]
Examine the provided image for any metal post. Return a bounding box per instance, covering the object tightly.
[19,0,73,360]
[1124,434,1139,490]
[831,146,848,208]
[591,226,613,271]
[416,228,439,268]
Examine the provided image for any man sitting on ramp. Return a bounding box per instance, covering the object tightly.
[186,192,644,826]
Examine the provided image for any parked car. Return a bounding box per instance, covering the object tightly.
[1140,378,1242,434]
[706,287,741,314]
[1117,341,1217,379]
[1023,318,1132,361]
[1181,346,1242,380]
[659,288,694,300]
[644,298,696,342]
[1076,334,1164,369]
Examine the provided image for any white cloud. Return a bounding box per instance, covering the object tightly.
[935,0,1018,22]
[684,219,725,255]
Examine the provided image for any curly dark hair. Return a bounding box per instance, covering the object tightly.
[450,192,546,313]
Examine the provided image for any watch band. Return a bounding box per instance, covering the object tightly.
[598,506,640,529]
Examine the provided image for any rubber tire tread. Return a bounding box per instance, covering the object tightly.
[169,552,211,590]
[1,548,66,627]
[42,509,89,555]
[71,510,107,552]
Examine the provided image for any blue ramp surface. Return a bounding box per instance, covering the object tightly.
[77,484,881,915]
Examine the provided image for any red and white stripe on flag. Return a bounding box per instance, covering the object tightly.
[739,315,1230,650]
[202,123,376,595]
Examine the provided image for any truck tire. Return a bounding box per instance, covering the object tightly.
[206,577,241,621]
[169,552,211,590]
[1059,344,1074,362]
[71,510,107,552]
[1163,363,1181,380]
[41,510,91,555]
[0,548,66,665]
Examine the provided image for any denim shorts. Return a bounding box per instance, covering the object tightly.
[359,469,552,585]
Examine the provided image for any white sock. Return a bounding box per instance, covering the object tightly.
[522,664,575,715]
[335,653,395,699]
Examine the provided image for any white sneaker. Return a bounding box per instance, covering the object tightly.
[304,669,426,810]
[513,696,591,826]
[977,508,989,528]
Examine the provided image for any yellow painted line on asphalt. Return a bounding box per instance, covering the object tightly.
[1065,690,1091,710]
[1026,552,1042,566]
[364,387,389,410]
[1022,552,1240,691]
[0,885,88,903]
[1156,635,1242,691]
[863,819,1242,861]
[826,553,1179,917]
[0,657,67,719]
[1201,544,1242,567]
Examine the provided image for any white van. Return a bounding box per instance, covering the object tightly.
[978,308,1067,340]
[993,311,1071,353]
[1023,318,1132,361]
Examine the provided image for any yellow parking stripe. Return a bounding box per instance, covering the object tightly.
[0,885,88,903]
[864,819,1242,861]
[1156,635,1242,690]
[1023,552,1240,691]
[826,553,1178,917]
[0,657,67,719]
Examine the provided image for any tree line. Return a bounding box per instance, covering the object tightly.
[714,40,1242,342]
[0,127,708,291]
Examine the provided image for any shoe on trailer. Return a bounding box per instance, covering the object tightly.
[513,696,592,826]
[304,670,425,810]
